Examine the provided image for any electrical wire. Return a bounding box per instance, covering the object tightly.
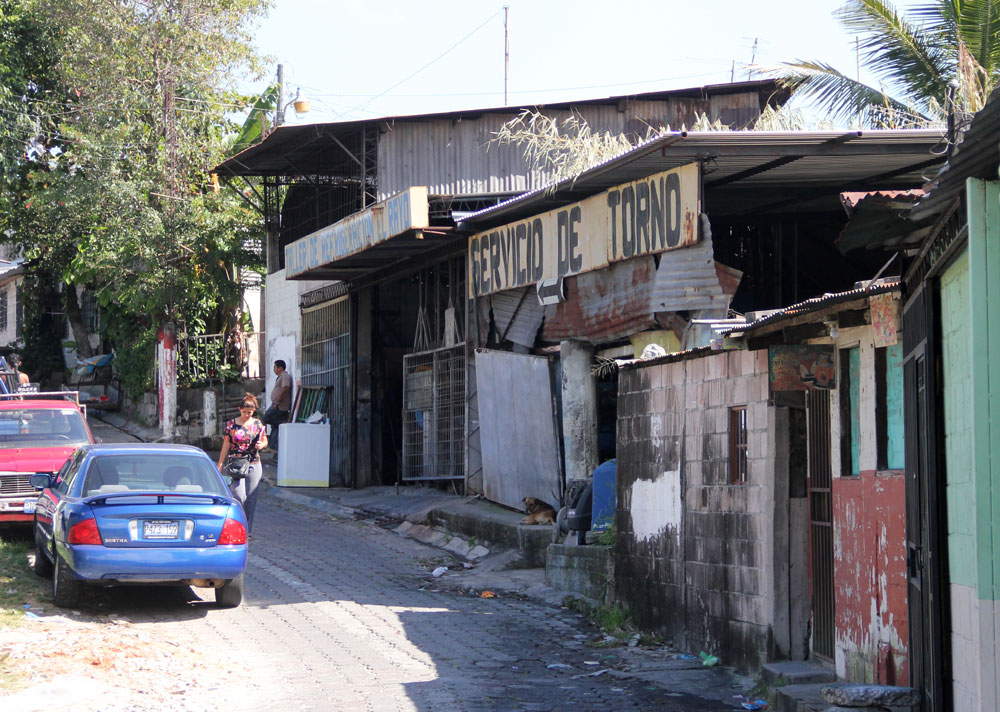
[345,9,503,117]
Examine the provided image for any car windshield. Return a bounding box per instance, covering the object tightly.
[81,454,227,497]
[0,407,90,449]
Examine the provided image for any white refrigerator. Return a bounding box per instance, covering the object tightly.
[276,423,331,487]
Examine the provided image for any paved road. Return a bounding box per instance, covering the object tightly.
[76,417,741,711]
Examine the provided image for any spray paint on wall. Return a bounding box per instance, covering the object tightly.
[629,469,682,542]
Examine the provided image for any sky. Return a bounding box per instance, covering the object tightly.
[250,0,886,127]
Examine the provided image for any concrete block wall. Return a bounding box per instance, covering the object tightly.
[546,544,614,606]
[263,271,331,402]
[616,349,773,671]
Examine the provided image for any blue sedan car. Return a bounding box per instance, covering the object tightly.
[31,443,248,608]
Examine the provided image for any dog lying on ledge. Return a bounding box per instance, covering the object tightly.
[521,497,557,525]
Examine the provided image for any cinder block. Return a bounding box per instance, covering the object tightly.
[732,377,748,403]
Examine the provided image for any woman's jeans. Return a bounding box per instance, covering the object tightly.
[229,459,262,532]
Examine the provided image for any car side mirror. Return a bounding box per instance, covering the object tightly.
[29,473,52,490]
[94,437,103,444]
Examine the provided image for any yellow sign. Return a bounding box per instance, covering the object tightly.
[468,163,699,297]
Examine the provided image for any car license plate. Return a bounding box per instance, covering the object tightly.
[143,520,179,539]
[22,499,35,514]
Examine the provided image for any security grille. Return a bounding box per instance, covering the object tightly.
[301,296,352,483]
[402,345,464,481]
[807,389,835,661]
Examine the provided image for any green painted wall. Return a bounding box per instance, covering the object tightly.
[886,342,905,470]
[849,347,860,476]
[967,178,1000,602]
[941,246,976,588]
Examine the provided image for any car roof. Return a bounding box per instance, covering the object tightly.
[83,443,210,457]
[0,399,83,410]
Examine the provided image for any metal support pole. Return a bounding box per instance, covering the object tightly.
[276,64,285,129]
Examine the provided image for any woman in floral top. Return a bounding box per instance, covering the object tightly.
[217,393,268,533]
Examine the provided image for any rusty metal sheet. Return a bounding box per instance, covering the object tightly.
[475,349,561,510]
[542,257,658,344]
[650,226,740,313]
[490,288,544,348]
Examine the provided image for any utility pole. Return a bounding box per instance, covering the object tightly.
[276,63,285,129]
[503,6,509,105]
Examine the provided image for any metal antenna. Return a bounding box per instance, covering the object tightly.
[504,6,510,105]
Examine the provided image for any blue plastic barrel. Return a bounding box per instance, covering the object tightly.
[591,459,616,531]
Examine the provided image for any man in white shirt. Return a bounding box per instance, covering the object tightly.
[261,359,293,453]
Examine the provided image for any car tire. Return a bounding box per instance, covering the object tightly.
[216,574,243,608]
[33,535,53,579]
[52,555,82,609]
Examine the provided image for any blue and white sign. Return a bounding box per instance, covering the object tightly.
[285,186,429,278]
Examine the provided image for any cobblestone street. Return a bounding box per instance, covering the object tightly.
[3,418,753,711]
[158,497,743,711]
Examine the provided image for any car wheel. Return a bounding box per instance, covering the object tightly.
[33,535,53,579]
[216,574,243,608]
[52,555,82,609]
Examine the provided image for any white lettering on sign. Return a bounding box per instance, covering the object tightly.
[468,163,699,297]
[285,186,429,278]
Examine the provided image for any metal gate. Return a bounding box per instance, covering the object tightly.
[903,282,947,710]
[401,344,465,481]
[807,389,835,661]
[301,296,352,486]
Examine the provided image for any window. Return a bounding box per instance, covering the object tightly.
[14,284,21,338]
[81,290,99,333]
[875,343,905,470]
[0,287,9,332]
[729,406,748,484]
[839,347,861,476]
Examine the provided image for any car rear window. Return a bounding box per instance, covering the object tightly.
[81,454,227,497]
[0,408,90,449]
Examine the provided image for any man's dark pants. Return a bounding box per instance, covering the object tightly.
[262,406,290,451]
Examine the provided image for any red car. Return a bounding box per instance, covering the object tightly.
[0,396,94,523]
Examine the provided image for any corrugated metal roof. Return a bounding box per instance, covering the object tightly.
[458,129,947,228]
[835,192,931,253]
[214,80,785,178]
[911,89,1000,219]
[490,288,545,348]
[542,258,658,344]
[840,189,923,211]
[724,280,901,335]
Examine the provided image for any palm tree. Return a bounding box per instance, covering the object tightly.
[759,0,1000,127]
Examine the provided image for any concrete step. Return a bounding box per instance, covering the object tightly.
[763,660,836,686]
[773,683,830,712]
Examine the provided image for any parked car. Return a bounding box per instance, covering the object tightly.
[30,443,248,608]
[0,394,94,524]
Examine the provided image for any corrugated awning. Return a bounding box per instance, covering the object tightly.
[725,280,900,336]
[835,191,933,254]
[911,88,1000,219]
[458,129,946,226]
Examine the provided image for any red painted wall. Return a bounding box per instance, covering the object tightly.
[832,470,909,684]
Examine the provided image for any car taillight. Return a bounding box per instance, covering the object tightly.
[67,518,103,545]
[218,518,246,545]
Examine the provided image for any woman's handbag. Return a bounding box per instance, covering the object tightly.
[224,419,262,481]
[226,457,251,480]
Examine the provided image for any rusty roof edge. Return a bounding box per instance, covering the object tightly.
[617,345,715,371]
[724,281,901,337]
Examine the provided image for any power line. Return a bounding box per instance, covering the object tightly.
[346,9,503,117]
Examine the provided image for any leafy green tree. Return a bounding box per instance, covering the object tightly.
[0,0,271,393]
[759,0,1000,127]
